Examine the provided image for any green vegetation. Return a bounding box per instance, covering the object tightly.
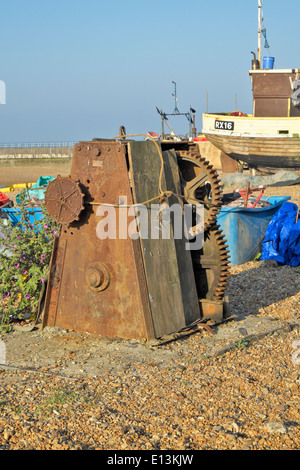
[0,192,59,332]
[233,339,249,350]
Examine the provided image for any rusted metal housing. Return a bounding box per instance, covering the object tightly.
[43,139,229,340]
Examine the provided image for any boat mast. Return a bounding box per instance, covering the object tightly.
[258,0,262,68]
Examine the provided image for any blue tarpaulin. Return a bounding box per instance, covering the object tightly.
[15,176,55,204]
[216,196,290,265]
[261,202,300,266]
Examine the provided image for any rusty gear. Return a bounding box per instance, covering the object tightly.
[44,175,85,225]
[192,225,230,301]
[176,146,223,231]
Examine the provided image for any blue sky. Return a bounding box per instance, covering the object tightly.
[0,0,299,143]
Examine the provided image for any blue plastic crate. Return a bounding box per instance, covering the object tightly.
[1,207,45,228]
[216,196,291,265]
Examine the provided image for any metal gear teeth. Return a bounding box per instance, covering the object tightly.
[207,225,230,301]
[176,146,224,232]
[175,145,230,302]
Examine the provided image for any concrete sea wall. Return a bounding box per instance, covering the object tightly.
[0,146,74,160]
[0,141,236,173]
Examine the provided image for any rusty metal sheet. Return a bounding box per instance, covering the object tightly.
[199,299,224,324]
[43,141,154,339]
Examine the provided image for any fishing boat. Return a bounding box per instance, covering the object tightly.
[202,1,300,170]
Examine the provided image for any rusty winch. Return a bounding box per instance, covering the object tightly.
[42,135,230,341]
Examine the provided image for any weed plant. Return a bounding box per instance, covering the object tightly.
[0,191,59,332]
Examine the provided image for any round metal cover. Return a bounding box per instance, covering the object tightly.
[44,175,85,225]
[86,262,110,292]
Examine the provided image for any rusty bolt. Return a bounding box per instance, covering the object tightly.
[87,268,104,289]
[86,263,110,292]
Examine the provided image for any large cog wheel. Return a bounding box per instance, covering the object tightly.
[191,225,230,301]
[176,147,223,231]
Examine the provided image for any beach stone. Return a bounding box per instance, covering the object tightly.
[238,328,248,336]
[288,383,299,392]
[3,429,13,441]
[275,404,289,412]
[265,422,287,434]
[213,425,223,432]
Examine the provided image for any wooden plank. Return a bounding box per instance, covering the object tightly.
[252,72,295,98]
[220,152,239,173]
[128,141,200,338]
[163,148,201,326]
[254,98,289,117]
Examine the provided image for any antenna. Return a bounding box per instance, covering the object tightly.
[156,82,197,139]
[172,81,180,114]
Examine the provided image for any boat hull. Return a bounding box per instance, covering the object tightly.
[202,113,300,169]
[204,132,300,169]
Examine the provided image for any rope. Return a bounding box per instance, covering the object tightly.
[88,133,188,209]
[87,133,219,213]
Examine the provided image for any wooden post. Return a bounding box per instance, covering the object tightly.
[244,182,250,207]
